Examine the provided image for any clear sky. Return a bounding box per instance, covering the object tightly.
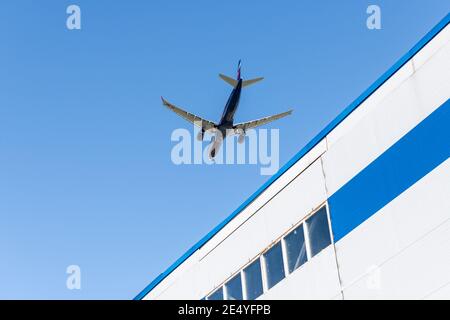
[0,1,448,299]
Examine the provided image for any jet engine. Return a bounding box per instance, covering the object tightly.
[238,133,245,144]
[236,128,245,144]
[197,129,205,141]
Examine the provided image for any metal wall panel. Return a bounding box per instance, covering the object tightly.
[196,139,328,260]
[258,247,342,300]
[336,160,450,298]
[412,24,450,70]
[424,283,450,300]
[342,218,450,299]
[262,160,327,244]
[323,30,450,196]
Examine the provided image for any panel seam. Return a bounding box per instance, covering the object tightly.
[320,155,345,300]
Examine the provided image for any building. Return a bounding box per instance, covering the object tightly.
[136,14,450,300]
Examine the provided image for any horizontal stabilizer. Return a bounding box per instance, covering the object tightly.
[242,77,264,88]
[219,74,238,87]
[219,74,264,88]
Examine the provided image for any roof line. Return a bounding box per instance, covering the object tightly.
[134,12,450,300]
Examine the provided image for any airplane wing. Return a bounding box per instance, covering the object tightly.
[161,97,216,131]
[233,110,293,131]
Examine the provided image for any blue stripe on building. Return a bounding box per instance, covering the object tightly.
[329,99,450,242]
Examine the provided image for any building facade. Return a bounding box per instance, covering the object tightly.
[136,14,450,300]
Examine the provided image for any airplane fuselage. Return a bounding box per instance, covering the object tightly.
[208,79,242,158]
[218,79,242,131]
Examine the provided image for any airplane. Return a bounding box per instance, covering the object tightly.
[161,60,293,159]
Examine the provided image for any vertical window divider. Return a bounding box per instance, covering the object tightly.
[260,255,269,293]
[303,222,312,261]
[280,237,290,276]
[241,270,248,300]
[324,204,334,244]
[223,284,228,301]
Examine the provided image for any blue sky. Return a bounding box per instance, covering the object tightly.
[0,1,448,299]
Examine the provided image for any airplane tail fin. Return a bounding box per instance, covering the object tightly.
[237,59,241,80]
[219,60,264,87]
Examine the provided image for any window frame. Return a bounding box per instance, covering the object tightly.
[305,205,333,258]
[282,222,309,275]
[203,203,333,300]
[207,286,224,300]
[224,272,244,300]
[262,241,286,290]
[242,257,264,300]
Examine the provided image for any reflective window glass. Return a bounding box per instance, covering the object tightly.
[207,287,223,300]
[225,273,243,300]
[263,242,285,289]
[284,224,308,273]
[243,259,263,300]
[306,206,332,257]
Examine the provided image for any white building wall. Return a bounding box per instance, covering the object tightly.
[258,246,342,300]
[323,25,450,196]
[323,23,450,299]
[142,21,450,300]
[336,160,450,299]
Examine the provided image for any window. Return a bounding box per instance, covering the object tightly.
[263,242,285,289]
[243,259,263,300]
[201,204,334,301]
[306,206,331,257]
[225,273,243,300]
[284,224,308,273]
[207,287,223,300]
